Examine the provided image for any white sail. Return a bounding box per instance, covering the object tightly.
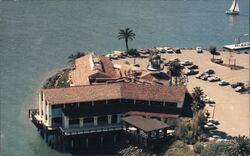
[234,1,239,12]
[229,0,236,11]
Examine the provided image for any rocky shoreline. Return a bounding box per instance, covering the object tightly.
[43,68,70,89]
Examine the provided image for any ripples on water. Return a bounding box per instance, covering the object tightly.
[0,0,248,155]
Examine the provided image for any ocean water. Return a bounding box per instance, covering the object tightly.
[0,0,249,155]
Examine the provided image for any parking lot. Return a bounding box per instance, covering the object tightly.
[114,49,249,136]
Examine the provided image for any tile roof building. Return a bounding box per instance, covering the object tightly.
[29,52,190,151]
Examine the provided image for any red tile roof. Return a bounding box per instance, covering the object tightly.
[69,52,117,86]
[42,83,186,105]
[122,116,170,132]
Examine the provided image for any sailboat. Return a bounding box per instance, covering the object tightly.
[225,0,239,15]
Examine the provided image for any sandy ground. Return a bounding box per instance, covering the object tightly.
[112,50,250,136]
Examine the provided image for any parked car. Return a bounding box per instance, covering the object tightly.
[169,58,180,62]
[231,82,244,88]
[205,69,215,75]
[235,86,245,92]
[201,74,210,80]
[207,118,219,125]
[204,122,217,130]
[196,73,205,79]
[181,60,193,66]
[105,54,112,59]
[173,48,181,53]
[184,69,199,75]
[214,58,223,64]
[137,49,148,55]
[196,47,203,53]
[201,95,215,104]
[218,80,230,86]
[208,76,221,82]
[106,54,118,60]
[156,47,166,53]
[188,65,198,70]
[164,47,173,53]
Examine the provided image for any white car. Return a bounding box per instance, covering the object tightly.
[196,73,205,79]
[207,118,219,125]
[156,47,165,53]
[196,47,203,53]
[204,122,217,129]
[201,95,215,104]
[208,76,221,82]
[110,54,118,60]
[235,86,245,92]
[218,80,230,86]
[164,47,173,53]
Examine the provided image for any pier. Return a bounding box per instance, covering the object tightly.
[224,42,250,50]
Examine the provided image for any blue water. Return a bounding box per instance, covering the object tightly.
[0,0,249,155]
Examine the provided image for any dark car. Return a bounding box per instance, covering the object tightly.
[173,48,181,54]
[231,82,244,88]
[214,58,223,64]
[188,65,199,70]
[205,69,215,75]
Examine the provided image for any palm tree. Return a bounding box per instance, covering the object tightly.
[208,45,217,60]
[228,135,250,156]
[192,87,204,102]
[191,87,205,113]
[118,28,136,51]
[68,52,85,65]
[168,60,182,86]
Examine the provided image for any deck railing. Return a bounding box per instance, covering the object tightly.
[59,124,124,136]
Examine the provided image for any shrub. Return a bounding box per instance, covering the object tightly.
[193,142,204,154]
[127,48,138,56]
[165,140,195,156]
[201,141,232,156]
[124,61,130,65]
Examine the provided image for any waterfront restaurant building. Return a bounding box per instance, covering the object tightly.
[29,52,189,151]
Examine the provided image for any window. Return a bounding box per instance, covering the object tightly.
[52,117,62,123]
[135,100,148,105]
[80,101,92,108]
[121,99,134,104]
[94,100,106,106]
[98,116,108,124]
[84,117,94,123]
[165,102,177,108]
[52,104,63,109]
[150,101,164,106]
[65,103,78,109]
[111,115,117,124]
[108,99,120,104]
[69,118,79,125]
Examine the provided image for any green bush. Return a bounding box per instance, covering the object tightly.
[124,61,130,65]
[193,142,204,154]
[165,140,195,156]
[201,141,232,156]
[127,48,138,56]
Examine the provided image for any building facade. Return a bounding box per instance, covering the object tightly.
[29,52,189,152]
